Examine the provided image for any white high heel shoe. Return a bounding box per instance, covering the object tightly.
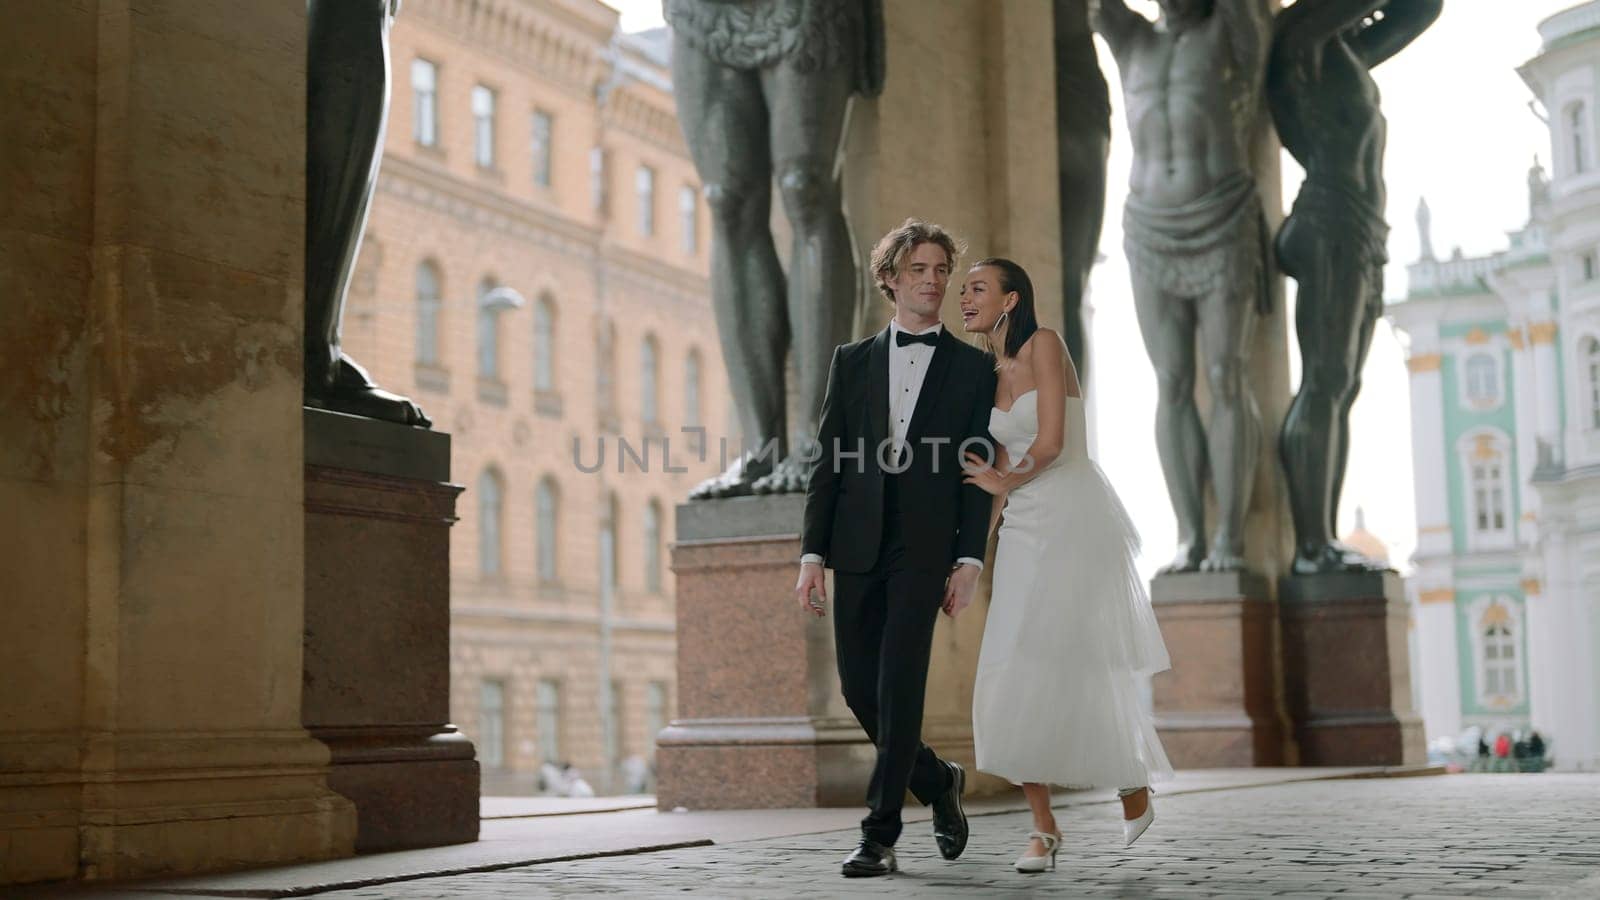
[1119,787,1155,848]
[1014,830,1061,873]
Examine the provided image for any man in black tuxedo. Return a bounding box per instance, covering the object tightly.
[794,218,997,878]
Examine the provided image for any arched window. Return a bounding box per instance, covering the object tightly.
[1464,352,1500,406]
[1477,598,1521,704]
[478,467,504,577]
[679,184,698,255]
[644,499,663,594]
[641,335,660,425]
[1584,336,1600,429]
[534,294,556,393]
[1570,102,1589,175]
[415,260,442,366]
[1459,431,1511,538]
[685,349,703,428]
[536,477,559,583]
[477,278,501,379]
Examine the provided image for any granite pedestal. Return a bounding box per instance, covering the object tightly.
[1151,572,1293,767]
[1279,571,1426,766]
[656,495,876,809]
[303,409,478,851]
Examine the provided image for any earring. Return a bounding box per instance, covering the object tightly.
[991,311,1009,334]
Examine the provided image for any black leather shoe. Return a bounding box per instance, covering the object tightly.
[931,760,969,860]
[841,840,897,877]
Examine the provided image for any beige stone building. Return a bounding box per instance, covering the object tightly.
[342,0,727,794]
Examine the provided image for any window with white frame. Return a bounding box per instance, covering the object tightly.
[472,84,496,168]
[644,499,662,594]
[1583,251,1598,283]
[645,681,667,755]
[1460,432,1510,538]
[590,146,608,213]
[536,477,558,583]
[636,165,656,236]
[641,335,659,425]
[1570,101,1589,175]
[530,110,552,187]
[478,467,504,576]
[479,680,506,769]
[679,185,698,255]
[1476,598,1522,706]
[534,294,556,393]
[605,680,623,769]
[1464,352,1500,407]
[411,58,438,147]
[1585,336,1600,429]
[477,278,501,379]
[415,260,442,365]
[600,493,619,592]
[535,679,561,764]
[685,349,702,428]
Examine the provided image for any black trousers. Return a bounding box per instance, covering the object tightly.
[832,477,954,846]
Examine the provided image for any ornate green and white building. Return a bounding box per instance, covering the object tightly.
[1389,2,1600,771]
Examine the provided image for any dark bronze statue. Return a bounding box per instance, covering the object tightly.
[306,0,430,427]
[1055,0,1112,387]
[666,0,884,498]
[1270,0,1440,574]
[1095,0,1272,573]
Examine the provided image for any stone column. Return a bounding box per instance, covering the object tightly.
[1,3,353,884]
[1529,321,1563,457]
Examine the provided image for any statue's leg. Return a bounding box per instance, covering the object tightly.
[306,1,428,426]
[672,38,785,496]
[1277,226,1367,573]
[1327,265,1387,561]
[1058,129,1109,382]
[1131,277,1206,573]
[750,60,857,494]
[1197,263,1262,572]
[1054,0,1111,385]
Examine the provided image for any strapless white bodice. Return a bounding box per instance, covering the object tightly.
[988,390,1089,474]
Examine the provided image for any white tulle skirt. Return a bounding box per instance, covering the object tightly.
[973,455,1174,789]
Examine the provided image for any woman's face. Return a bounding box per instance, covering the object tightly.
[959,266,1013,334]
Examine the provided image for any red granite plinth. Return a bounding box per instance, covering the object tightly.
[1279,572,1426,766]
[1151,572,1292,767]
[658,496,875,810]
[303,410,478,852]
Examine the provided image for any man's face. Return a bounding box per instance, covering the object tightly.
[888,242,952,320]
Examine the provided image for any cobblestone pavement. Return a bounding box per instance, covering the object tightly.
[315,774,1600,898]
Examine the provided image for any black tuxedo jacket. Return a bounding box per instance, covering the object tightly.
[802,327,998,575]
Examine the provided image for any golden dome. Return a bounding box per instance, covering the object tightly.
[1341,507,1390,564]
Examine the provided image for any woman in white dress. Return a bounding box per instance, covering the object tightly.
[957,258,1173,873]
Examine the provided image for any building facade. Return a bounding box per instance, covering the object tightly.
[1389,2,1600,771]
[342,0,730,793]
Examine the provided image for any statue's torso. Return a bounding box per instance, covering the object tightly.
[1268,37,1385,202]
[1120,17,1257,208]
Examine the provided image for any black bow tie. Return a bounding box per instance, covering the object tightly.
[896,330,939,348]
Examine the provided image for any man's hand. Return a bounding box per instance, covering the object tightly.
[942,563,981,618]
[795,561,828,618]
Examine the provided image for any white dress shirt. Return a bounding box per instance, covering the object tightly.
[802,319,983,573]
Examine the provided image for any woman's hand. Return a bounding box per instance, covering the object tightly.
[962,451,1008,495]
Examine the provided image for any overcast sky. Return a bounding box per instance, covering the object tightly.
[604,0,1578,578]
